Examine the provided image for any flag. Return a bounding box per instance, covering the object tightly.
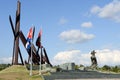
[36,29,42,48]
[26,27,35,50]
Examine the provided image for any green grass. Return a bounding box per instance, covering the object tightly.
[0,65,43,80]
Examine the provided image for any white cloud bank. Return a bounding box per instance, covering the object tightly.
[91,0,120,22]
[81,22,93,28]
[52,49,120,66]
[52,50,91,66]
[59,29,95,44]
[96,49,120,66]
[0,57,12,64]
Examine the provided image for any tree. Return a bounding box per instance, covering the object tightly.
[102,65,111,71]
[0,64,11,71]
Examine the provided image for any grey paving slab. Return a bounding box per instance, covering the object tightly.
[43,70,120,80]
[55,78,120,80]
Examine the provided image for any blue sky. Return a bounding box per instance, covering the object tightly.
[0,0,120,66]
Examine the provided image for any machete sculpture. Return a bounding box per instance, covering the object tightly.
[9,0,52,67]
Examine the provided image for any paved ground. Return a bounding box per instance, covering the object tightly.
[55,78,120,80]
[43,70,120,80]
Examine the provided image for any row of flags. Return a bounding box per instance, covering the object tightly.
[26,27,42,51]
[25,27,42,76]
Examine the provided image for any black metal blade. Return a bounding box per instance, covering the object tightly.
[12,39,15,65]
[18,47,24,65]
[43,48,52,67]
[9,15,16,37]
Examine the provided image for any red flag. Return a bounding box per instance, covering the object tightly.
[36,29,42,48]
[27,27,33,39]
[38,29,42,38]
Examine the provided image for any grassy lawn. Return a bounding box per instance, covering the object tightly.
[0,65,43,80]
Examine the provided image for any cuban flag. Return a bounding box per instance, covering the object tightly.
[26,27,35,50]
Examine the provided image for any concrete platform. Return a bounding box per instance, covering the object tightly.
[43,70,120,80]
[55,79,120,80]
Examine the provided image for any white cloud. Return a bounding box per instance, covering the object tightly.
[91,5,101,14]
[0,57,12,64]
[59,29,95,44]
[91,0,120,22]
[81,22,93,28]
[52,50,91,65]
[52,49,120,66]
[96,49,120,66]
[59,17,68,25]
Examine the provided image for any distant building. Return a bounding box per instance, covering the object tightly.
[59,63,75,70]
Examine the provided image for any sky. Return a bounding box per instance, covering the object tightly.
[0,0,120,66]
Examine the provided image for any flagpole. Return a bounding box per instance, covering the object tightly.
[39,27,42,75]
[30,26,34,76]
[39,47,41,75]
[30,41,32,76]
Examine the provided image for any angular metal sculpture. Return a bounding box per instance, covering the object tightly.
[90,50,97,69]
[9,0,52,66]
[9,1,21,65]
[19,30,52,66]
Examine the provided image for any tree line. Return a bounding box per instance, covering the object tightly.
[0,64,11,71]
[99,65,120,73]
[75,64,120,73]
